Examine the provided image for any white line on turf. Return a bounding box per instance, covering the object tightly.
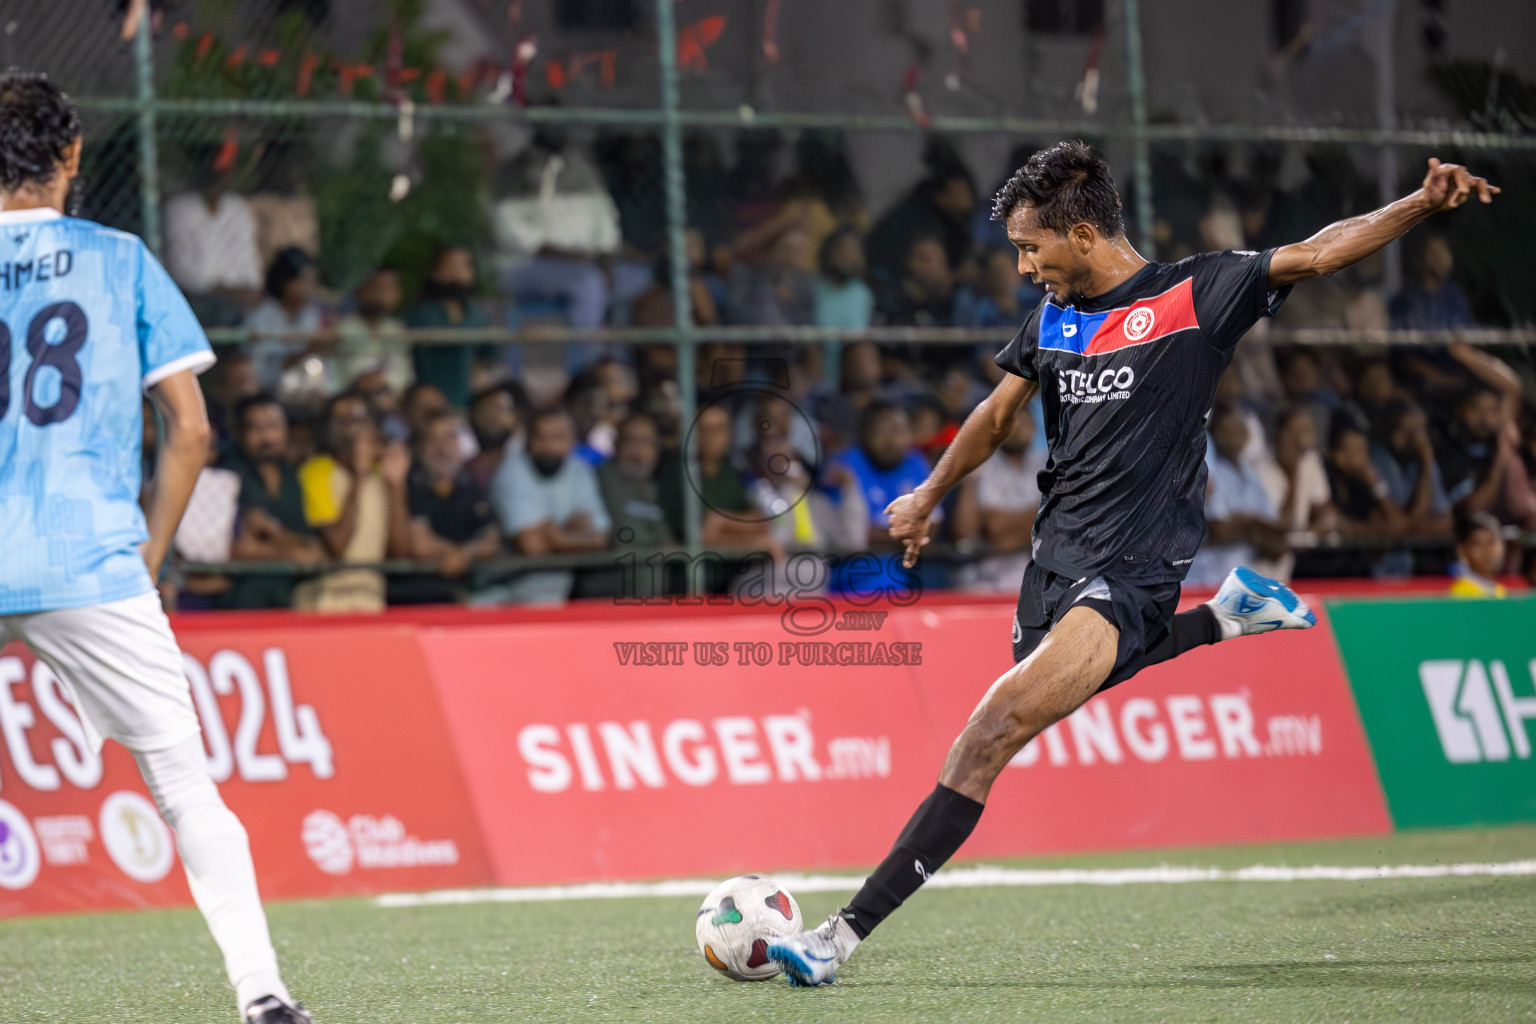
[374,859,1536,908]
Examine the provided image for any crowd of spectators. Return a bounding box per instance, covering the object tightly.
[1189,343,1534,589]
[148,132,1536,609]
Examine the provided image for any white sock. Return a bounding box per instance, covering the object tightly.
[134,737,292,1013]
[830,912,862,962]
[1205,600,1245,641]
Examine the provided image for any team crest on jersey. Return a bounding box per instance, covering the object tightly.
[1123,306,1156,341]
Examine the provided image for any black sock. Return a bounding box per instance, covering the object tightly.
[1119,605,1221,678]
[1174,604,1222,649]
[842,783,985,939]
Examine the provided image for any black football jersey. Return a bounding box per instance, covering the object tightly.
[994,249,1291,584]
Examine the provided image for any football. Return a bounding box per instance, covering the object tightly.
[695,875,803,981]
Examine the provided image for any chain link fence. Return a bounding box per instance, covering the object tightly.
[9,0,1535,602]
[23,0,1532,333]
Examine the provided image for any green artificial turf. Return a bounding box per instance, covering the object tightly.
[3,826,1534,1024]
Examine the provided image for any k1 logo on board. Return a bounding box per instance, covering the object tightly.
[1330,597,1536,829]
[1420,659,1536,764]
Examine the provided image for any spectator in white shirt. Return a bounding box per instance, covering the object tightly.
[172,429,242,610]
[952,412,1047,592]
[1189,408,1288,586]
[491,130,646,334]
[333,268,411,393]
[1257,404,1337,580]
[245,247,328,397]
[162,153,264,321]
[1262,406,1336,530]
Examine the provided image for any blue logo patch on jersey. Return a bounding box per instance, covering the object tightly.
[1038,303,1108,355]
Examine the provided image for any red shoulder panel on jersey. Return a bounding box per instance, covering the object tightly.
[1085,276,1199,355]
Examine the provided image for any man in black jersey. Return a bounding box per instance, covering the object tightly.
[768,140,1498,986]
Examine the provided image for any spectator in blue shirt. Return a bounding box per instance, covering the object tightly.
[956,248,1045,329]
[1370,399,1452,536]
[837,400,936,547]
[1362,399,1452,578]
[1389,234,1475,330]
[1389,234,1481,403]
[879,235,957,327]
[490,408,611,604]
[828,400,937,595]
[812,227,874,330]
[564,369,615,467]
[1279,348,1343,448]
[1189,407,1287,587]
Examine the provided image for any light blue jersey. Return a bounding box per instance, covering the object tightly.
[0,207,214,615]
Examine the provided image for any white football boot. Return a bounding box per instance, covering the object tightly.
[1208,566,1317,639]
[767,911,861,987]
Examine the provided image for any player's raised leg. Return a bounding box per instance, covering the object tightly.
[768,606,1119,986]
[1111,567,1317,680]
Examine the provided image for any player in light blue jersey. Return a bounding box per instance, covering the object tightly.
[0,71,312,1024]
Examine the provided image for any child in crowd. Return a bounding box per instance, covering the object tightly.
[1448,511,1508,598]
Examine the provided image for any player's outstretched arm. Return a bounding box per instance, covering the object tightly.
[142,369,214,580]
[1268,158,1498,288]
[886,372,1040,568]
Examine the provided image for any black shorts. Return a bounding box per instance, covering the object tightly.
[1011,561,1181,692]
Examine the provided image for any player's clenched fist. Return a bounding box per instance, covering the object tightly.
[884,492,933,568]
[1420,157,1499,212]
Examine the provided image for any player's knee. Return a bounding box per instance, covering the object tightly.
[159,785,232,834]
[134,737,228,831]
[972,705,1046,757]
[171,801,246,854]
[950,702,1046,776]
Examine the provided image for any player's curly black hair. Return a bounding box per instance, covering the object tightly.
[991,139,1124,239]
[0,69,81,194]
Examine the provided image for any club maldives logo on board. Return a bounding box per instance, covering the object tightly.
[301,810,460,876]
[0,799,40,890]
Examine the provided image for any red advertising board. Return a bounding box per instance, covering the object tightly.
[422,597,1390,888]
[417,616,939,886]
[0,625,491,916]
[0,597,1390,917]
[897,600,1392,858]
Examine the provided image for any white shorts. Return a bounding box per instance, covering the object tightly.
[0,591,200,754]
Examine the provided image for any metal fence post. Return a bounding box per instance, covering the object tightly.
[1376,0,1402,295]
[656,0,703,568]
[134,10,162,255]
[1122,0,1155,259]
